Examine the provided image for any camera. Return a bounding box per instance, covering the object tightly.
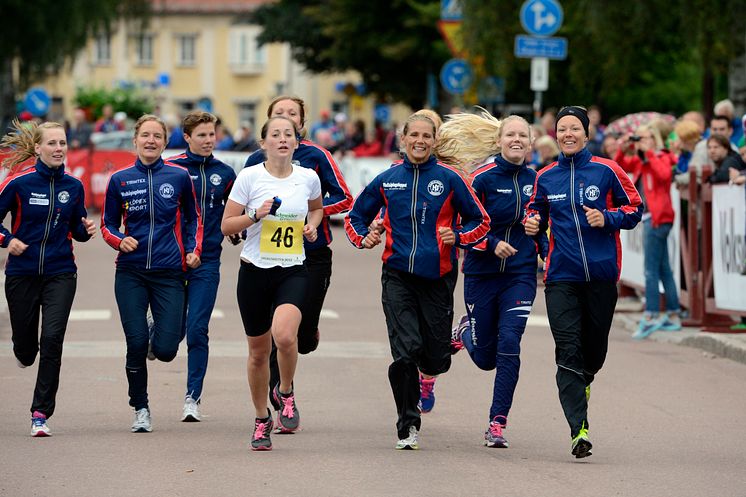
[629,135,641,142]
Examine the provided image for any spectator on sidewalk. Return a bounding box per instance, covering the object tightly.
[67,108,93,149]
[94,104,124,133]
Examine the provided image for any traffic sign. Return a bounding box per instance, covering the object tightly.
[441,0,462,21]
[520,0,563,37]
[439,58,474,95]
[24,88,51,117]
[437,20,464,57]
[530,58,549,91]
[514,35,568,60]
[374,104,391,124]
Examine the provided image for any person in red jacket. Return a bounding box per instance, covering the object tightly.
[615,124,681,338]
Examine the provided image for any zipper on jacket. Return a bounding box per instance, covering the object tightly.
[408,168,420,273]
[569,157,591,281]
[147,169,155,269]
[500,169,522,272]
[200,157,207,219]
[38,176,55,275]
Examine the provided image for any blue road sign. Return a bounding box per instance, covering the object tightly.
[439,58,474,95]
[441,0,462,21]
[197,97,213,113]
[520,0,563,37]
[514,35,568,60]
[24,88,51,117]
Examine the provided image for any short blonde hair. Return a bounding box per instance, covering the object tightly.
[636,124,664,150]
[413,109,442,131]
[674,120,701,143]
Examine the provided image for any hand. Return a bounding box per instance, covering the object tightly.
[8,238,28,256]
[303,224,318,242]
[728,167,741,182]
[439,227,456,246]
[369,218,385,234]
[186,252,201,269]
[227,233,242,245]
[256,198,275,221]
[583,205,605,227]
[494,240,517,259]
[82,217,97,237]
[362,229,382,249]
[119,236,139,253]
[524,215,541,236]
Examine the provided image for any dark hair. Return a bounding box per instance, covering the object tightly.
[267,95,306,127]
[707,133,731,150]
[260,116,299,140]
[710,114,733,129]
[182,110,217,136]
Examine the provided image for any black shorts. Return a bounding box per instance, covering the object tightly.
[237,261,308,337]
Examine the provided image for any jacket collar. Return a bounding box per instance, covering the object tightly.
[35,159,65,179]
[184,148,214,164]
[135,157,165,172]
[494,153,525,172]
[557,147,592,168]
[403,154,436,170]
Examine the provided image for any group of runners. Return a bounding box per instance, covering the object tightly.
[1,100,642,458]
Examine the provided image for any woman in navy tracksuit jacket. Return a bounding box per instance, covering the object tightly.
[244,95,352,409]
[444,115,548,449]
[166,110,237,421]
[0,121,96,436]
[345,113,490,449]
[102,114,202,433]
[524,106,643,458]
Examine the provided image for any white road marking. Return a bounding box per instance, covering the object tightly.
[320,309,340,319]
[526,314,550,328]
[69,310,112,321]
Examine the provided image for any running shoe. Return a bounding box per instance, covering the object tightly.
[30,411,51,437]
[395,426,419,450]
[632,316,661,340]
[484,417,509,448]
[251,411,273,451]
[585,385,591,402]
[16,357,28,369]
[450,314,468,354]
[181,395,201,422]
[418,375,436,413]
[571,427,592,458]
[131,408,152,433]
[146,309,155,361]
[272,384,300,433]
[659,314,682,332]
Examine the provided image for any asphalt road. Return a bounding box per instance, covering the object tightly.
[1,220,745,497]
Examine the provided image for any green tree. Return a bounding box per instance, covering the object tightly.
[461,0,746,118]
[253,0,451,109]
[0,0,149,130]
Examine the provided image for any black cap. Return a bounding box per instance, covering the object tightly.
[555,106,589,137]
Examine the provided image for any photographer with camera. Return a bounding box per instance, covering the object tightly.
[614,124,680,338]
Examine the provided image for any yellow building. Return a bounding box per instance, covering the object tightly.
[36,0,410,136]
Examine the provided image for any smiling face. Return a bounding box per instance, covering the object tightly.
[556,115,588,156]
[499,118,531,165]
[402,119,436,164]
[186,122,216,157]
[261,117,298,162]
[34,127,67,168]
[134,120,166,164]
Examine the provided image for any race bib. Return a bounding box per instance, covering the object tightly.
[259,214,304,265]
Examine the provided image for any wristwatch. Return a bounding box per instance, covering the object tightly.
[247,208,259,223]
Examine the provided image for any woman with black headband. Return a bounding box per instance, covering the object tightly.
[524,106,643,459]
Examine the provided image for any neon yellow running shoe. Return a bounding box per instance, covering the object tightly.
[585,385,591,402]
[571,427,592,459]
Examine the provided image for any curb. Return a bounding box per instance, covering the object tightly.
[614,312,746,366]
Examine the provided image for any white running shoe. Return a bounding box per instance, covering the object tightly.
[181,396,201,422]
[131,408,152,433]
[395,426,419,450]
[30,411,51,437]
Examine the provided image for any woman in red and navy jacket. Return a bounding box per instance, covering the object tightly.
[442,113,548,449]
[614,124,680,338]
[244,95,352,411]
[101,114,202,433]
[165,110,236,421]
[0,120,96,437]
[524,106,642,459]
[345,113,490,450]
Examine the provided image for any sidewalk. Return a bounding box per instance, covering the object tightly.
[614,297,746,365]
